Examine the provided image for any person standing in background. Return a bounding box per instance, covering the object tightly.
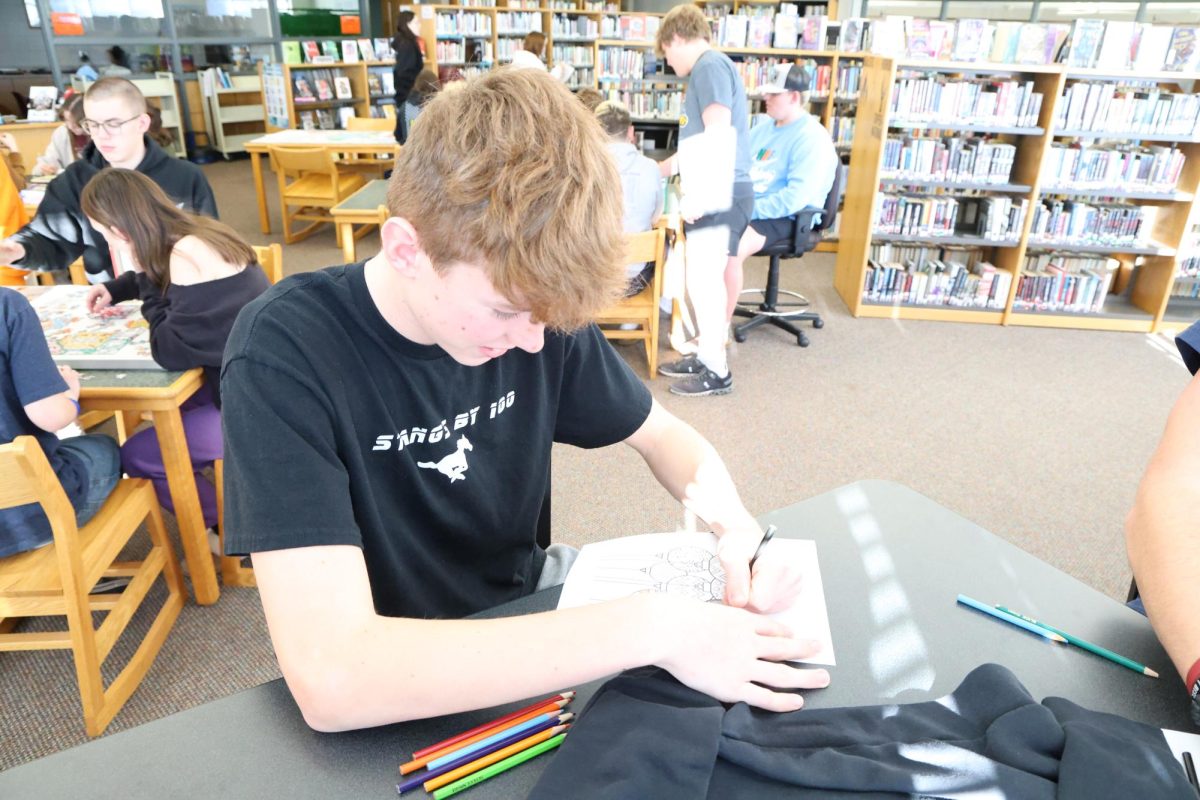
[102,46,133,77]
[391,11,425,145]
[74,54,98,83]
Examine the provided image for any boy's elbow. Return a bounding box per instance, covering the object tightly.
[285,664,365,733]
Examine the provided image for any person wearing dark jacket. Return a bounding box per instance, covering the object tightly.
[391,10,425,145]
[80,169,268,534]
[0,77,217,283]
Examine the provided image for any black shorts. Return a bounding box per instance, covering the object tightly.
[749,216,795,251]
[684,183,755,256]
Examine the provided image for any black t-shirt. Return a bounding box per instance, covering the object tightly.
[1177,319,1200,376]
[220,262,652,619]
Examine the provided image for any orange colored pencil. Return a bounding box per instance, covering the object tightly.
[411,692,575,760]
[423,725,571,792]
[398,699,569,775]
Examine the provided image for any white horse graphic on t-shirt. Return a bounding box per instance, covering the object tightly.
[417,436,473,483]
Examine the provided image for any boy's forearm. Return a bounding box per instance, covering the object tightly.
[281,594,666,732]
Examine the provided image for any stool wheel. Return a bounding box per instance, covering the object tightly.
[813,318,824,329]
[797,332,810,347]
[733,329,747,344]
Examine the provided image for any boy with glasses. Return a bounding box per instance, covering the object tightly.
[0,77,216,283]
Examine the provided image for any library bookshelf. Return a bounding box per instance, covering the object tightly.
[260,61,385,133]
[833,55,1200,334]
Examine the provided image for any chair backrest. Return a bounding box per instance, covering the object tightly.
[268,145,334,178]
[252,243,283,284]
[346,116,393,132]
[789,162,845,254]
[0,437,77,538]
[623,228,665,266]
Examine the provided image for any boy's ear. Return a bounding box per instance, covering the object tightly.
[380,216,424,278]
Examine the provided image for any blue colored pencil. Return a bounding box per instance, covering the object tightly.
[956,594,1067,643]
[426,711,561,770]
[396,713,572,794]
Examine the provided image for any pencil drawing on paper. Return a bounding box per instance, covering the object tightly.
[584,545,726,602]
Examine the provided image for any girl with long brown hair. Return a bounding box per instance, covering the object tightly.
[81,168,269,536]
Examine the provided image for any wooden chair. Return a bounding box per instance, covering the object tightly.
[268,145,366,246]
[251,243,283,285]
[340,117,395,178]
[0,436,186,737]
[595,228,667,378]
[68,257,87,286]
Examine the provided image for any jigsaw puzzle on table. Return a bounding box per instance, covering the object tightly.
[25,286,162,370]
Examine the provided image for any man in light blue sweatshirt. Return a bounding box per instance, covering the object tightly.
[725,63,838,322]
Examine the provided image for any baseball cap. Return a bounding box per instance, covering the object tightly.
[755,63,811,97]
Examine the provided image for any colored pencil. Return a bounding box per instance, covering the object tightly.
[956,595,1067,643]
[426,711,564,770]
[996,606,1159,678]
[398,701,568,774]
[423,724,571,792]
[396,718,570,794]
[431,733,567,800]
[1184,751,1198,791]
[410,692,574,760]
[749,525,777,572]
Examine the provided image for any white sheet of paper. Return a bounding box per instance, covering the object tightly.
[1162,727,1200,766]
[557,531,835,666]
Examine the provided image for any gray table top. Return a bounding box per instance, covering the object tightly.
[0,480,1183,799]
[332,179,388,213]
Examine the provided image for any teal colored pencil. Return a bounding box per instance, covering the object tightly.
[956,594,1067,643]
[432,733,567,799]
[996,606,1159,678]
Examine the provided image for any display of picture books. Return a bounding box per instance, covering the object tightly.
[1064,19,1106,68]
[341,40,359,63]
[952,19,991,62]
[302,41,321,62]
[367,72,384,96]
[1165,27,1199,72]
[283,41,303,65]
[293,75,317,103]
[838,18,865,52]
[315,76,334,101]
[1095,21,1136,70]
[334,76,353,99]
[26,86,58,122]
[321,41,339,60]
[357,39,376,61]
[375,38,393,60]
[299,110,316,130]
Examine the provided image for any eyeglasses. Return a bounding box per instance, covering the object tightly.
[79,115,142,135]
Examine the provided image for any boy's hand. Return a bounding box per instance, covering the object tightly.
[717,524,804,614]
[0,239,25,266]
[0,133,17,152]
[58,365,81,399]
[85,285,112,313]
[653,593,829,711]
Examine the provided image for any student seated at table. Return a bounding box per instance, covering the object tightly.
[0,287,121,558]
[724,62,838,324]
[33,94,89,178]
[595,100,663,296]
[0,77,217,284]
[221,70,827,733]
[80,169,269,542]
[1126,319,1200,716]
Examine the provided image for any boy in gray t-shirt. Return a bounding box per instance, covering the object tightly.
[655,5,753,397]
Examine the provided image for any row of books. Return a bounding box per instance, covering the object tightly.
[553,45,594,68]
[567,68,595,89]
[1027,200,1152,247]
[496,12,543,34]
[298,107,355,131]
[552,14,599,40]
[436,41,470,65]
[1054,84,1200,137]
[864,253,1012,309]
[874,194,1028,240]
[366,69,396,98]
[293,70,353,103]
[600,88,682,120]
[835,64,860,99]
[830,115,854,147]
[599,15,659,42]
[434,11,493,37]
[1060,20,1196,72]
[889,77,1043,129]
[1012,255,1118,313]
[1172,250,1200,299]
[495,39,523,61]
[880,137,1017,186]
[1040,144,1185,195]
[598,48,646,81]
[282,38,393,65]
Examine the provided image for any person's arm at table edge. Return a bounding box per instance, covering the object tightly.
[252,544,823,733]
[1126,369,1200,684]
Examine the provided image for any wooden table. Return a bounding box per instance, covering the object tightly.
[331,179,387,263]
[244,130,397,235]
[0,480,1185,798]
[0,121,59,165]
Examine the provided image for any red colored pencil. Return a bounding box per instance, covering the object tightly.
[410,692,575,760]
[399,699,571,774]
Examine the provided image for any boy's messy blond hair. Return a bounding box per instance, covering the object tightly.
[387,68,626,331]
[655,5,711,57]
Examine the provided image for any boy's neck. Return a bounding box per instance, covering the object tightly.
[363,253,433,345]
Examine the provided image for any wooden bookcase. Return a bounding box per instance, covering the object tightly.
[261,62,371,132]
[834,56,1200,334]
[198,69,266,158]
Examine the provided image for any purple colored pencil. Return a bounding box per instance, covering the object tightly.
[395,714,570,795]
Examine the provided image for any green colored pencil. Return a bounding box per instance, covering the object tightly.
[996,606,1159,678]
[432,733,567,799]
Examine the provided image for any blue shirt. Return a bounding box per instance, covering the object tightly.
[0,289,86,557]
[748,112,838,220]
[75,63,99,82]
[1177,319,1200,375]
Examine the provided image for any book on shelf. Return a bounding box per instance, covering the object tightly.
[337,107,356,129]
[367,73,383,96]
[869,16,908,57]
[321,41,339,60]
[905,18,933,59]
[874,194,1027,240]
[747,16,773,49]
[864,245,1011,309]
[773,15,800,50]
[381,71,395,96]
[719,15,748,48]
[1165,27,1199,72]
[333,76,353,100]
[1095,21,1136,70]
[341,41,359,63]
[316,109,336,130]
[927,20,955,60]
[375,38,394,60]
[315,76,334,101]
[952,19,992,62]
[1054,83,1200,137]
[1028,199,1156,248]
[838,17,865,52]
[1041,143,1185,194]
[283,41,302,65]
[1133,25,1173,72]
[299,110,315,130]
[889,75,1044,128]
[1064,19,1106,68]
[801,16,828,52]
[1013,254,1118,313]
[357,39,376,61]
[881,136,1016,185]
[302,41,321,62]
[293,75,317,103]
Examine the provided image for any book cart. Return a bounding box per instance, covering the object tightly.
[833,55,1200,334]
[198,68,266,158]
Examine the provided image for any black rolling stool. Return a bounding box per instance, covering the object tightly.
[733,164,843,348]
